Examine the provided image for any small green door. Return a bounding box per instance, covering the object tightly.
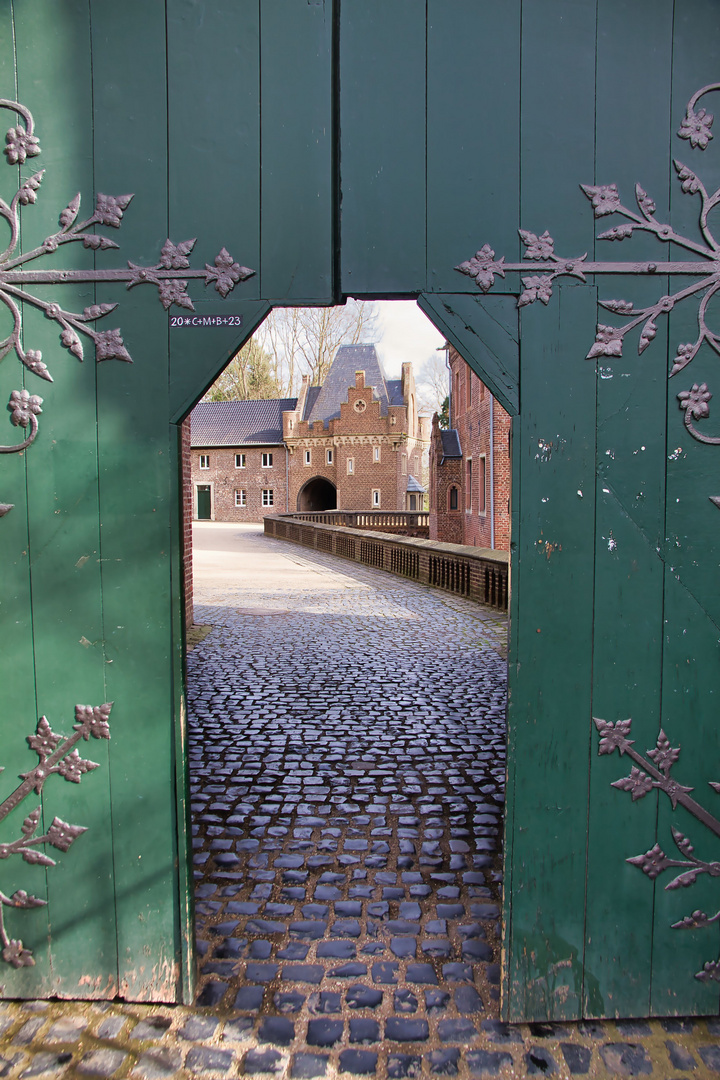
[197,485,211,521]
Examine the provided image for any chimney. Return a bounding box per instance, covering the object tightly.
[355,370,365,389]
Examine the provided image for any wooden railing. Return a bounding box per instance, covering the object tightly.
[264,516,509,610]
[287,510,429,537]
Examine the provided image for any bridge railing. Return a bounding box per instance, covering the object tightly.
[285,510,429,537]
[264,516,509,610]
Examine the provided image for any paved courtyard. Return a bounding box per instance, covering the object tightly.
[1,523,720,1078]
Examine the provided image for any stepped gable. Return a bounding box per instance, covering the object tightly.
[306,344,389,428]
[191,398,297,446]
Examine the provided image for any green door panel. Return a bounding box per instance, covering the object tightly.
[261,0,334,303]
[340,0,427,296]
[15,0,118,999]
[582,0,674,1019]
[197,486,211,520]
[2,0,719,1019]
[426,0,521,295]
[167,0,262,306]
[91,0,186,1002]
[505,286,599,1023]
[0,1,53,995]
[417,293,519,416]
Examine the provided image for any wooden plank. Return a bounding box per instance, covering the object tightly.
[520,0,597,267]
[260,0,333,302]
[652,577,720,1016]
[0,3,54,998]
[649,0,720,1015]
[501,420,521,1013]
[339,0,426,296]
[166,0,261,308]
[168,423,193,1004]
[504,0,599,1022]
[13,0,117,998]
[418,293,518,415]
[427,0,521,294]
[91,0,182,1002]
[583,0,674,1019]
[505,285,598,1022]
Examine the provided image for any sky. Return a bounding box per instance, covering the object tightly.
[373,300,445,380]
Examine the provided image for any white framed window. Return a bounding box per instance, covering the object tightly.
[304,449,311,466]
[262,452,273,468]
[326,448,333,464]
[373,446,380,462]
[235,490,247,507]
[199,454,210,470]
[262,489,274,507]
[347,457,354,475]
[235,453,246,469]
[372,489,380,508]
[401,454,407,475]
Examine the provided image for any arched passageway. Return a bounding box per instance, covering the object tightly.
[298,476,337,512]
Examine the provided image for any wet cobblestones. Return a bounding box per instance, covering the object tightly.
[1,525,719,1078]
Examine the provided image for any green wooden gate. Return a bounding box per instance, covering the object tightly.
[0,0,718,1018]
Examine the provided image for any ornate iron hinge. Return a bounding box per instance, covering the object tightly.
[0,703,112,968]
[0,98,255,516]
[457,83,720,506]
[594,716,720,985]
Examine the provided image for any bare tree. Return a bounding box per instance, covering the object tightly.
[257,300,379,394]
[204,300,379,400]
[415,349,450,417]
[203,337,283,401]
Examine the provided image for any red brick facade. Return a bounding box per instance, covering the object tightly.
[284,366,429,514]
[191,444,289,521]
[189,352,430,522]
[429,348,511,550]
[180,417,193,629]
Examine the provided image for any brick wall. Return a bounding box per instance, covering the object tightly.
[265,516,509,610]
[286,370,430,513]
[191,445,288,521]
[429,349,511,550]
[429,422,464,544]
[180,417,193,629]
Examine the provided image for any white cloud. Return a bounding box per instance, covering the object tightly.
[372,300,445,380]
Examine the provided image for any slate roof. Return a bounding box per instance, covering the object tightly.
[306,344,395,428]
[440,429,462,459]
[386,379,406,407]
[302,385,322,422]
[190,399,297,447]
[407,474,426,493]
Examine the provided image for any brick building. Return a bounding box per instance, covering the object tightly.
[189,344,430,522]
[190,398,296,521]
[429,347,511,550]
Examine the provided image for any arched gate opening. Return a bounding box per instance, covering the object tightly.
[297,476,337,511]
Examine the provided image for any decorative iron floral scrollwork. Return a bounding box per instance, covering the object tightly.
[594,716,720,984]
[0,702,112,968]
[0,97,255,514]
[456,83,720,504]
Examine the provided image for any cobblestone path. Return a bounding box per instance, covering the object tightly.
[2,525,720,1078]
[188,534,508,1075]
